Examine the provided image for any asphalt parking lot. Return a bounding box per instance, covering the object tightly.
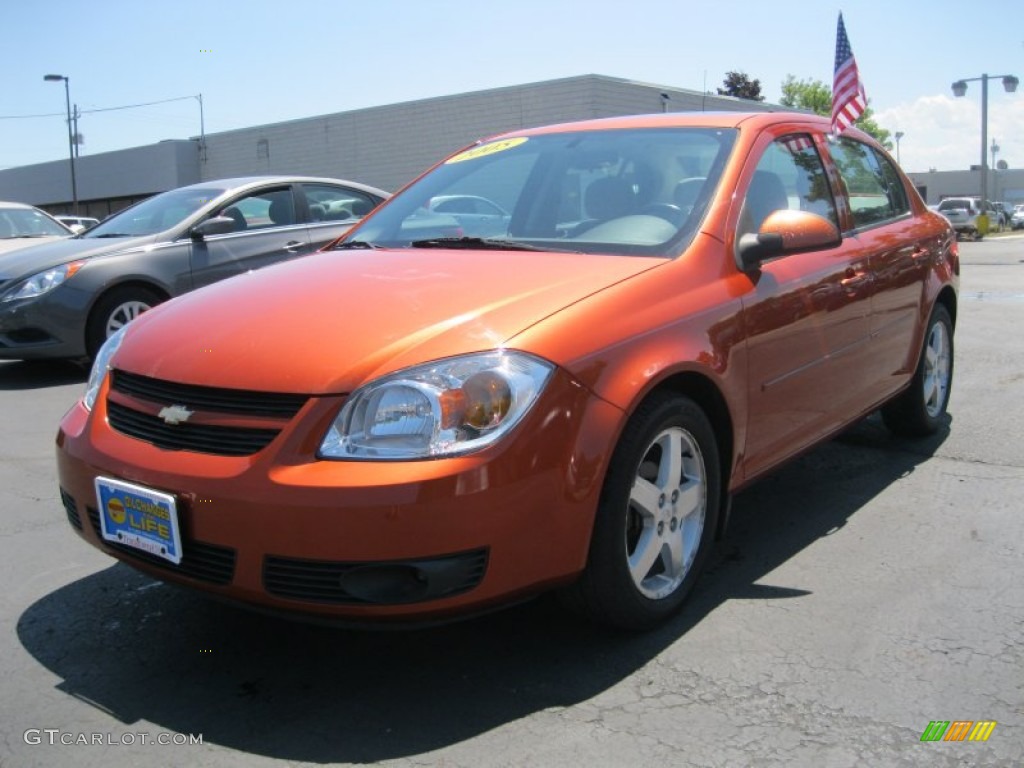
[1,237,1022,768]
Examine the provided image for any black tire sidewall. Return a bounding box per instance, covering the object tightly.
[583,393,721,629]
[883,303,954,436]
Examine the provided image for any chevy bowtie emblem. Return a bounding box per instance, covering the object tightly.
[157,405,194,425]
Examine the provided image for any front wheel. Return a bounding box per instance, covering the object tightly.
[882,304,954,437]
[86,285,164,358]
[561,393,721,630]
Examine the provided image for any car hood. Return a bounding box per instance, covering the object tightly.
[116,248,665,394]
[0,234,157,279]
[0,235,71,257]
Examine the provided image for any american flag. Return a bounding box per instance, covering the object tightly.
[832,13,866,134]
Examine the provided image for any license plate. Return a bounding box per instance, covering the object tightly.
[95,477,183,564]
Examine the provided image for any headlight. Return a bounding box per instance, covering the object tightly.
[83,326,127,411]
[320,351,554,460]
[1,261,85,303]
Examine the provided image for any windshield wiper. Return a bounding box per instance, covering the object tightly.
[331,240,380,250]
[90,233,134,238]
[410,236,571,252]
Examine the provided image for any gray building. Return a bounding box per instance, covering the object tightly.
[0,74,779,218]
[906,168,1024,207]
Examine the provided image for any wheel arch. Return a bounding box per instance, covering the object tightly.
[631,370,735,540]
[84,280,172,355]
[935,284,958,330]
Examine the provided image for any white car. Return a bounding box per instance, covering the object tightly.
[1011,205,1024,230]
[56,215,101,233]
[0,201,74,255]
[936,197,1001,240]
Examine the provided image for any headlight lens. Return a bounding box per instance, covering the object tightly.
[83,326,127,411]
[320,351,554,460]
[1,261,85,303]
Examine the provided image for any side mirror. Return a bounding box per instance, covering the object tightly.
[190,216,236,240]
[737,209,841,271]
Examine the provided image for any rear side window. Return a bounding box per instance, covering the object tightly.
[828,137,909,229]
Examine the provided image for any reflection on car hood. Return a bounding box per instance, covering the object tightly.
[0,234,157,279]
[117,247,664,393]
[0,235,72,257]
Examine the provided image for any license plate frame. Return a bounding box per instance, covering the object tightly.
[94,476,183,565]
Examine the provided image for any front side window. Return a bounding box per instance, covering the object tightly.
[828,136,909,229]
[738,134,838,240]
[216,187,295,232]
[349,128,737,256]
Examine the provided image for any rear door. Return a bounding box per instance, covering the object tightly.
[189,184,311,290]
[300,183,385,249]
[824,135,942,405]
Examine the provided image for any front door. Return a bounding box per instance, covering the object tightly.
[736,131,874,481]
[190,185,311,290]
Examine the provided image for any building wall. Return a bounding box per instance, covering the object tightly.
[199,75,775,192]
[907,168,1024,206]
[0,75,777,211]
[0,140,200,217]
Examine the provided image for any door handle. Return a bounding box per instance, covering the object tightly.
[840,270,872,293]
[910,245,931,262]
[283,240,304,253]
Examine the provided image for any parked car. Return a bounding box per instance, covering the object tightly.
[936,197,999,239]
[57,113,957,630]
[426,194,512,239]
[56,215,101,233]
[0,176,388,360]
[0,201,73,255]
[1011,204,1024,230]
[992,202,1013,230]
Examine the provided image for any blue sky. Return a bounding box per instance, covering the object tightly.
[2,0,1022,175]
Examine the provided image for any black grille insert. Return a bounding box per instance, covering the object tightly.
[60,488,82,530]
[87,506,236,585]
[263,549,489,605]
[111,370,308,418]
[107,401,279,456]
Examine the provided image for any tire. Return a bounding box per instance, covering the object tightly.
[561,392,721,630]
[882,304,954,437]
[86,285,164,358]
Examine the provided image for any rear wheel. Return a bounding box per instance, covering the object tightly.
[562,392,721,629]
[86,285,164,358]
[882,304,953,437]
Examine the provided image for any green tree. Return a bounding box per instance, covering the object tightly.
[779,75,892,149]
[718,71,765,102]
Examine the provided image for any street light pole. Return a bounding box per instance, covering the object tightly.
[894,131,904,165]
[43,74,79,215]
[952,73,1018,204]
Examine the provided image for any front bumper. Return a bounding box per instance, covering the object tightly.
[0,288,90,360]
[55,368,621,623]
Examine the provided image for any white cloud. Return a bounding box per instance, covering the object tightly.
[875,94,1024,174]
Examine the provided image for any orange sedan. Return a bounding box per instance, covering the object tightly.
[56,112,958,629]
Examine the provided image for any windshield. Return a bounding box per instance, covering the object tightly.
[0,207,70,238]
[349,127,737,256]
[84,186,229,238]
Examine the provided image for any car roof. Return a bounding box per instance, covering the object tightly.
[488,110,837,138]
[175,175,390,197]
